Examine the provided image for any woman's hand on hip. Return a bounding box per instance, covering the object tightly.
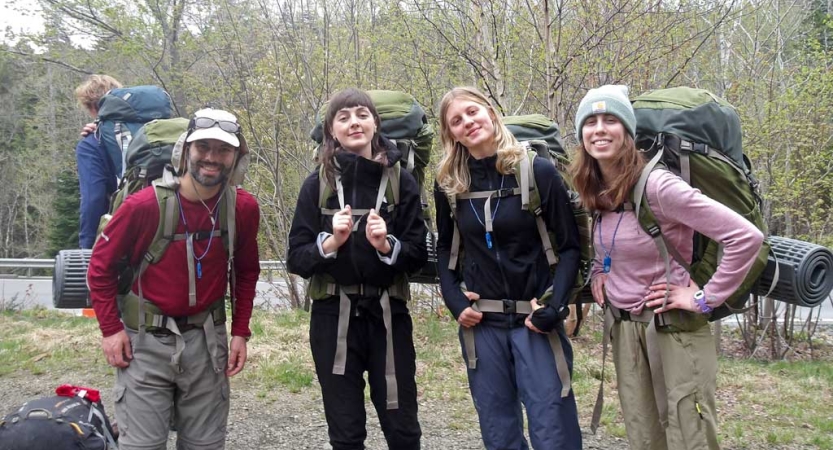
[644,280,701,313]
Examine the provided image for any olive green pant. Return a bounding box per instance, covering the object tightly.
[612,320,720,450]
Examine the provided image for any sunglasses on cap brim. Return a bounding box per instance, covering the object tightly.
[190,117,241,134]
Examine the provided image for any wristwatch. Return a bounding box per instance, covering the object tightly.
[693,290,712,314]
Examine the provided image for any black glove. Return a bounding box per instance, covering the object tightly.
[530,303,569,333]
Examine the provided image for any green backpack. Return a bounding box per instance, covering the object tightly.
[102,117,190,217]
[631,87,773,331]
[446,114,593,308]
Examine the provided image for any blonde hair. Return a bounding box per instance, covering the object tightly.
[436,86,525,196]
[74,75,122,112]
[569,135,645,211]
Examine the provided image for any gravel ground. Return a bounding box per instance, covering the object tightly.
[0,370,628,449]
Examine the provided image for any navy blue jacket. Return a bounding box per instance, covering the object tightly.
[434,154,580,331]
[75,134,116,249]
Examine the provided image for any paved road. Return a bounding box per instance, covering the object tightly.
[0,277,294,312]
[2,276,832,323]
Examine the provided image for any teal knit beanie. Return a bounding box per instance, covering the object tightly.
[575,85,636,141]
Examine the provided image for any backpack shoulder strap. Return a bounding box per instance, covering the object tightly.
[222,185,238,311]
[517,149,557,266]
[146,182,179,264]
[385,162,401,209]
[631,152,692,311]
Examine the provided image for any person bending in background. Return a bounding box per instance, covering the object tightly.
[73,74,122,249]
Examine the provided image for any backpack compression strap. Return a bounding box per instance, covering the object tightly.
[114,122,132,180]
[519,150,557,267]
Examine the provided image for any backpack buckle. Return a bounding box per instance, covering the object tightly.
[502,299,517,313]
[646,225,661,237]
[494,188,515,199]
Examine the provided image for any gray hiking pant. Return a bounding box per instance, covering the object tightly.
[114,326,230,450]
[612,320,720,450]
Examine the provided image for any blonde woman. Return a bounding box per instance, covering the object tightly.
[434,86,582,449]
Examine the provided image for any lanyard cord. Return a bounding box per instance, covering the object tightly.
[176,191,220,278]
[469,175,505,249]
[597,210,625,273]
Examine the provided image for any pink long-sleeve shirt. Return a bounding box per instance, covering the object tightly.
[592,169,764,314]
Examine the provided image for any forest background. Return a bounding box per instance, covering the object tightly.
[1,0,833,306]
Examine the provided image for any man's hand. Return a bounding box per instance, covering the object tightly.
[102,330,132,368]
[458,291,483,328]
[80,122,97,137]
[226,336,248,377]
[366,208,391,253]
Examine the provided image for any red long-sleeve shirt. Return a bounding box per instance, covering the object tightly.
[87,185,260,338]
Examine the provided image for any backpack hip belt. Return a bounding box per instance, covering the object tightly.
[319,281,405,411]
[461,298,571,398]
[607,303,654,323]
[120,294,226,331]
[120,294,227,373]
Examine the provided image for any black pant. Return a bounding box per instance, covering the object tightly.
[310,300,421,450]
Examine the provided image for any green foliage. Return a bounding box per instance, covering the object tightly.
[47,169,81,256]
[1,0,831,257]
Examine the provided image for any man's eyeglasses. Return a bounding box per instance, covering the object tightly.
[193,117,240,134]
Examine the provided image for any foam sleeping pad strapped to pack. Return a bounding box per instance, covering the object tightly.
[755,236,833,308]
[53,249,93,308]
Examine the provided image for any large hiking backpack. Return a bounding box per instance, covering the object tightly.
[103,117,190,219]
[95,85,173,178]
[0,387,117,450]
[446,114,593,308]
[309,90,437,284]
[631,87,772,331]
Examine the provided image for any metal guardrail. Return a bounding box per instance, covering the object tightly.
[0,258,286,271]
[0,259,56,269]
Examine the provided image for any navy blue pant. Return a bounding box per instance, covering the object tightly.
[310,307,421,450]
[461,323,582,450]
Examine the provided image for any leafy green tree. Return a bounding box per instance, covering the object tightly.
[47,169,81,256]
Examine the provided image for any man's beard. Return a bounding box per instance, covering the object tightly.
[188,157,232,187]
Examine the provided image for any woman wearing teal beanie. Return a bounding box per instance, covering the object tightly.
[570,85,764,450]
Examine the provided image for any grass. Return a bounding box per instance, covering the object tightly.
[1,306,832,448]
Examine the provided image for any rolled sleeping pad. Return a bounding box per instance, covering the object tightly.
[52,249,92,308]
[755,236,833,307]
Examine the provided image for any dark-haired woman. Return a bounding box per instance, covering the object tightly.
[570,85,764,450]
[434,86,582,449]
[287,88,426,450]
